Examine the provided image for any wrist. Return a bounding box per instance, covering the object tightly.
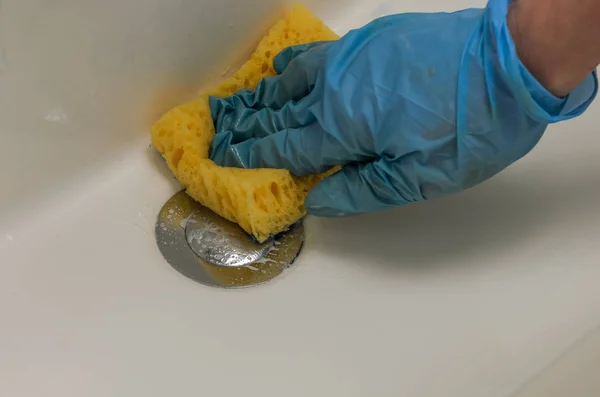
[507,0,600,97]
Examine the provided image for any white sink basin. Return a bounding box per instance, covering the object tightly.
[2,1,599,396]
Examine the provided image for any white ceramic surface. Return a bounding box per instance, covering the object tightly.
[1,1,599,396]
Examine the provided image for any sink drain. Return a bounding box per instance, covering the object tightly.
[155,190,304,288]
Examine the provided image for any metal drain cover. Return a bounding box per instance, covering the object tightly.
[155,190,304,288]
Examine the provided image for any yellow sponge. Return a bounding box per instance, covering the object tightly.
[151,4,339,243]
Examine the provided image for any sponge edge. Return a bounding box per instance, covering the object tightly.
[151,4,340,243]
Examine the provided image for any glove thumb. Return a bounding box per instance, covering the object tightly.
[305,159,413,217]
[273,41,331,74]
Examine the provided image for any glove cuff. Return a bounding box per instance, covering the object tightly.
[486,0,598,123]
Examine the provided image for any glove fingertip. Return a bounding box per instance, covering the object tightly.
[208,95,225,121]
[208,130,233,165]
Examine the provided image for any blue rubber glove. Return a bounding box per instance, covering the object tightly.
[209,0,598,217]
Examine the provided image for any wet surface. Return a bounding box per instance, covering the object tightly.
[155,190,304,288]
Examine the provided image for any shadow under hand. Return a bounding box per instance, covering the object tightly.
[307,169,600,274]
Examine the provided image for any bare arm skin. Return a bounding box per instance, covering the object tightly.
[508,0,600,97]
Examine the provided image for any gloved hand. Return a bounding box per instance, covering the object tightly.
[209,0,598,217]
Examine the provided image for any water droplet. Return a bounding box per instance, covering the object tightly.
[203,231,216,242]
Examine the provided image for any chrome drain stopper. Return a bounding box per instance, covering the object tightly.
[155,190,304,288]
